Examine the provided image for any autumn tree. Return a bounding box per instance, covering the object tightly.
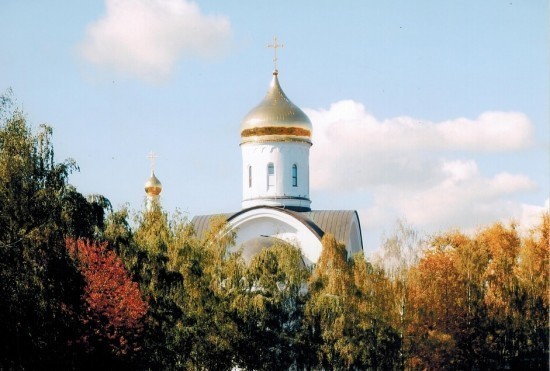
[403,218,549,369]
[66,238,148,366]
[438,231,491,369]
[478,222,524,367]
[449,220,549,369]
[406,247,465,369]
[513,213,549,368]
[375,219,424,366]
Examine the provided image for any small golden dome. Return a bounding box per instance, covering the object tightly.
[144,171,162,196]
[241,71,312,144]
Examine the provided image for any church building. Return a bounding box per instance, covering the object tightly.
[190,64,363,265]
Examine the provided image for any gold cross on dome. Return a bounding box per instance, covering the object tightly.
[147,151,158,173]
[267,36,284,71]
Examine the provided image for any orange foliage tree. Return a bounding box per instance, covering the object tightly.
[407,247,465,369]
[66,238,148,359]
[405,216,549,369]
[514,214,549,365]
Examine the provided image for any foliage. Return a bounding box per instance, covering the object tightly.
[375,219,425,367]
[120,201,189,369]
[79,204,550,369]
[232,241,310,370]
[66,238,148,364]
[0,90,109,368]
[404,217,549,370]
[1,90,548,369]
[407,247,464,368]
[305,234,400,369]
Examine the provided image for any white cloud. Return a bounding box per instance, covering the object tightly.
[385,165,536,227]
[305,100,541,251]
[438,112,534,151]
[306,100,535,191]
[441,159,478,182]
[307,101,532,154]
[79,0,232,82]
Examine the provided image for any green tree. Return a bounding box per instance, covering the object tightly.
[304,234,401,369]
[232,241,310,370]
[0,91,107,368]
[180,215,239,370]
[125,200,188,369]
[111,203,238,369]
[304,234,357,368]
[349,254,400,369]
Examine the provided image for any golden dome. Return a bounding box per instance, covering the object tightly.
[241,71,312,144]
[144,171,162,196]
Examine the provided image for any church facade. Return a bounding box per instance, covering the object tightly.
[191,68,363,265]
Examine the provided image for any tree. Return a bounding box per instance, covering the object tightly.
[479,222,523,367]
[438,231,491,369]
[352,254,401,369]
[232,241,310,370]
[304,234,357,368]
[126,200,188,369]
[404,219,549,370]
[406,247,465,369]
[375,219,424,366]
[304,234,401,369]
[514,213,549,369]
[179,215,239,370]
[0,90,107,368]
[66,238,148,366]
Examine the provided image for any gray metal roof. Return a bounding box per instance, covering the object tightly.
[191,206,363,250]
[302,210,360,247]
[191,213,232,238]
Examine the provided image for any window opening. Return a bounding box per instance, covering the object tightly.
[292,164,298,187]
[267,163,275,190]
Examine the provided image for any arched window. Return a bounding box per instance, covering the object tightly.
[292,164,298,187]
[267,163,275,190]
[248,165,252,188]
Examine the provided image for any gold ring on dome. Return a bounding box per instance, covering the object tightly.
[241,126,311,137]
[240,126,312,144]
[145,172,163,196]
[145,186,162,196]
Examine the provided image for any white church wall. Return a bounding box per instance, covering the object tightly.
[229,208,322,264]
[241,141,311,209]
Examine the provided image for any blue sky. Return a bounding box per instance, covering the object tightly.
[1,0,548,254]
